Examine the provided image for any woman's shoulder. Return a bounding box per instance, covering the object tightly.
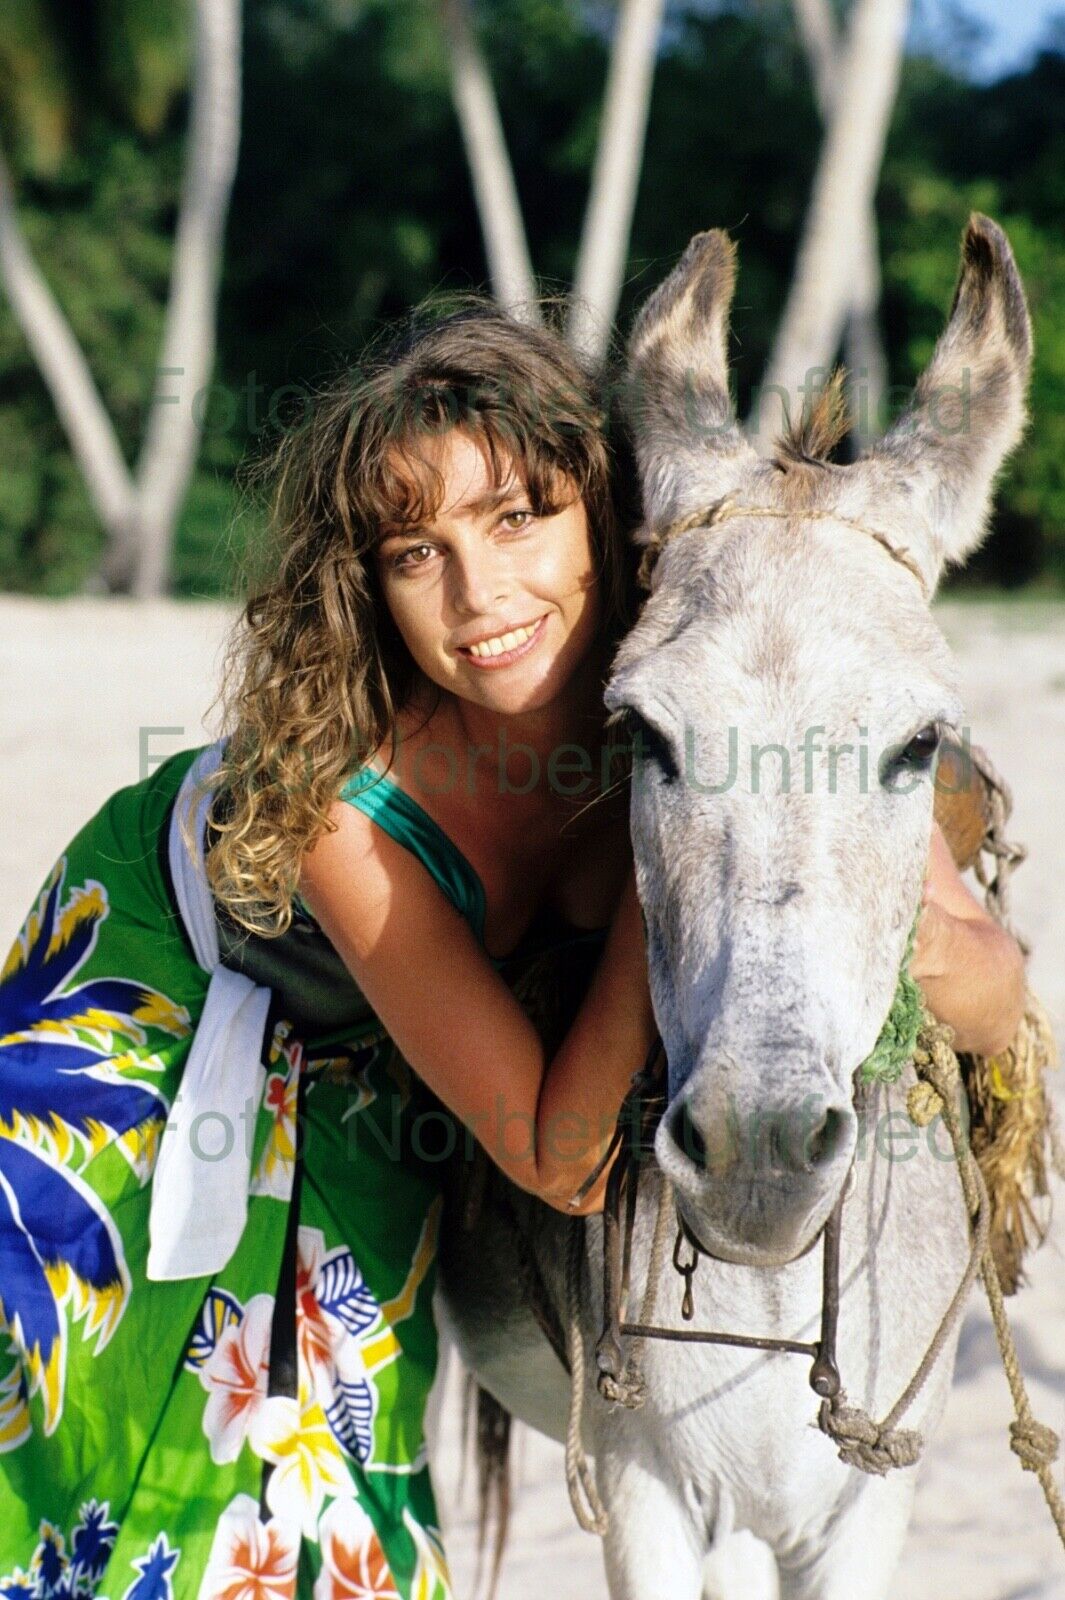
[336,695,481,844]
[331,719,490,947]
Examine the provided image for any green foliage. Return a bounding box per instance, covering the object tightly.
[0,0,189,169]
[0,0,73,173]
[98,0,190,135]
[0,0,1061,594]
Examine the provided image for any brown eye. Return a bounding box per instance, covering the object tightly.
[880,721,942,788]
[902,723,941,766]
[392,542,435,570]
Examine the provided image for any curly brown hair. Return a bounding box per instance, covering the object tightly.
[197,294,639,937]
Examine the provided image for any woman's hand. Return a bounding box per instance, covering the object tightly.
[911,822,1026,1056]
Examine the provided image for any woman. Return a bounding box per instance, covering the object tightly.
[0,300,1024,1600]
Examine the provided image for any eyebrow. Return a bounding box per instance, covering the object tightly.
[466,483,525,514]
[377,482,526,546]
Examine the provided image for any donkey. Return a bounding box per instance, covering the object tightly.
[436,213,1033,1600]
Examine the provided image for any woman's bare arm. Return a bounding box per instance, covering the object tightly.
[298,802,656,1215]
[912,822,1026,1057]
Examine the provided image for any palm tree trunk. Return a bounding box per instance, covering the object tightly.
[131,0,242,597]
[0,145,138,549]
[0,0,242,596]
[567,0,667,365]
[843,226,889,446]
[792,0,837,106]
[437,0,539,320]
[793,0,889,447]
[755,0,910,447]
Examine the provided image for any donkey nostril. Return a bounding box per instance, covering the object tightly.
[669,1100,708,1170]
[803,1108,847,1170]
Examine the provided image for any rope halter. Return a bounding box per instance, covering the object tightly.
[636,495,929,598]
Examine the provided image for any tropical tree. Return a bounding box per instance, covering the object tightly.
[756,0,910,440]
[792,0,889,443]
[438,0,909,449]
[0,0,240,595]
[438,0,668,367]
[437,0,539,319]
[0,2,1060,591]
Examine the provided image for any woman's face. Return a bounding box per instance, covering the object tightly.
[376,429,602,718]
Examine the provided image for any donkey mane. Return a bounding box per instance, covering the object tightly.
[771,366,851,470]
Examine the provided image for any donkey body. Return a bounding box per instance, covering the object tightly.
[436,215,1033,1600]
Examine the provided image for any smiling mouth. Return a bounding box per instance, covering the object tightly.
[456,614,548,667]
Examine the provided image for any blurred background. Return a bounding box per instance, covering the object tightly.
[0,0,1062,598]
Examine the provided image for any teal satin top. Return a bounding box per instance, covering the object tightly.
[215,764,605,1053]
[339,767,488,945]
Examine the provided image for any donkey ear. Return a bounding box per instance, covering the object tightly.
[860,214,1032,587]
[625,230,755,525]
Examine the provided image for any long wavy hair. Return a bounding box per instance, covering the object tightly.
[197,295,639,937]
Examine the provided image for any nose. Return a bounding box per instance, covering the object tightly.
[665,1092,851,1176]
[450,544,508,616]
[801,1105,849,1171]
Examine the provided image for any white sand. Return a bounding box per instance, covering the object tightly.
[3,595,1064,1597]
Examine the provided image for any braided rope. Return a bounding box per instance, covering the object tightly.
[819,1020,990,1474]
[564,1170,676,1530]
[562,1021,1065,1543]
[564,1219,609,1534]
[636,496,929,596]
[595,1168,675,1410]
[968,742,1029,947]
[922,1023,1065,1537]
[820,1015,1065,1548]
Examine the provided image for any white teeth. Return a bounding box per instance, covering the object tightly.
[467,621,538,658]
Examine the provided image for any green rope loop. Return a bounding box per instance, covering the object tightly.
[858,905,925,1086]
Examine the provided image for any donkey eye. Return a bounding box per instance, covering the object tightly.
[879,721,942,788]
[901,723,942,766]
[628,710,680,785]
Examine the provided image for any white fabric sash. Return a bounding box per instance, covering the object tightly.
[147,740,273,1282]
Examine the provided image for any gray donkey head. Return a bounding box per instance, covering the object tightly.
[607,216,1032,1268]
